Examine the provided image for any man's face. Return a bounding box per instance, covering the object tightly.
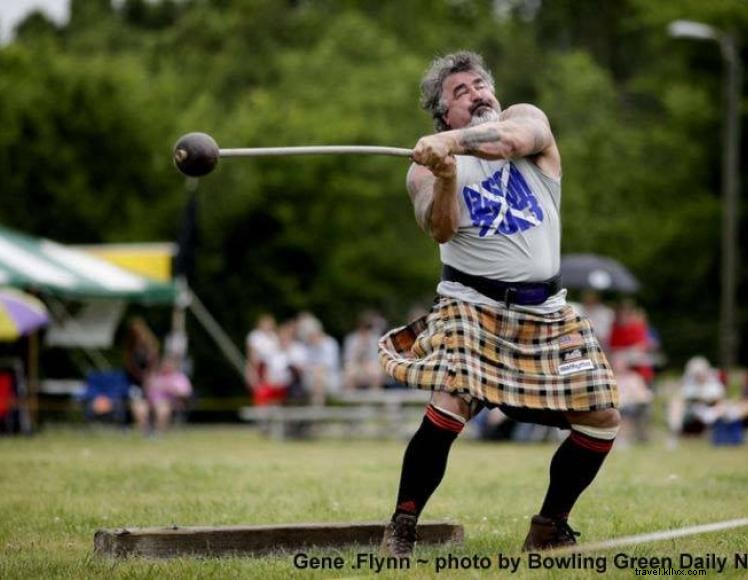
[440,70,501,130]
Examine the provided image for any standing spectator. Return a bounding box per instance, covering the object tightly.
[343,312,385,391]
[123,317,160,432]
[609,300,654,385]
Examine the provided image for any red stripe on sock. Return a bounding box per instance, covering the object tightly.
[428,404,465,426]
[425,406,464,433]
[428,406,465,431]
[426,409,461,432]
[570,431,614,453]
[570,431,613,452]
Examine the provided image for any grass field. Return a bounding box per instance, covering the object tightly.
[1,425,746,579]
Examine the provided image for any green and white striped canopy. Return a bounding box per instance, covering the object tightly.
[0,225,176,303]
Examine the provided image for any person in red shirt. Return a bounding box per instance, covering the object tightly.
[609,300,654,385]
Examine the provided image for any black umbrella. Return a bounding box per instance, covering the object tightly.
[560,254,640,293]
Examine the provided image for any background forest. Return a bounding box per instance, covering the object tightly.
[1,0,746,394]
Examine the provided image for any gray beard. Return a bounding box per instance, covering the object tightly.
[468,108,500,127]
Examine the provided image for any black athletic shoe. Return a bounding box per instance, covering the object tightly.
[522,515,581,551]
[380,513,418,557]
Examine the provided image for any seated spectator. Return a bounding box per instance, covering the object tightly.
[668,356,724,437]
[123,317,160,424]
[245,313,279,392]
[252,321,307,406]
[474,407,516,441]
[298,316,340,406]
[295,311,321,343]
[343,312,385,391]
[611,354,653,444]
[124,317,159,390]
[0,368,15,434]
[134,354,193,435]
[667,356,748,445]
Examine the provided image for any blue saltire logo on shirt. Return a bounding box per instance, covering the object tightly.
[462,163,543,236]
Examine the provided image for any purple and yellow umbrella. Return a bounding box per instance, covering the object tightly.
[0,289,50,341]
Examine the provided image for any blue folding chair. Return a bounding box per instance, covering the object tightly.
[80,370,130,425]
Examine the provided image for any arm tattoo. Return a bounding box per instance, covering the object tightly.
[459,126,501,155]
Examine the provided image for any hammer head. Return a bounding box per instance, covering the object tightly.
[173,132,219,177]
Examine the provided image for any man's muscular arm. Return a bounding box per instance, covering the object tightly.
[407,161,459,244]
[459,104,553,158]
[412,104,561,179]
[408,104,559,243]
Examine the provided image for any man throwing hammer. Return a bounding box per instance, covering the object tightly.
[379,51,620,556]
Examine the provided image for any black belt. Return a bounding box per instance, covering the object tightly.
[441,264,561,306]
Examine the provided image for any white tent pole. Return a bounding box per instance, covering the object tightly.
[185,288,246,379]
[165,277,190,367]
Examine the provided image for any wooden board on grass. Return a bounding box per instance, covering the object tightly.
[94,521,464,558]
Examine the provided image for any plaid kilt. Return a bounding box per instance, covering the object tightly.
[379,297,618,411]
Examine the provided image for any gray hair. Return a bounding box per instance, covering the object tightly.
[420,51,495,132]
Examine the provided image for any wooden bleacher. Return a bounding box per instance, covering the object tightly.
[238,389,431,440]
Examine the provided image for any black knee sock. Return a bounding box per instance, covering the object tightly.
[392,405,464,520]
[539,430,615,520]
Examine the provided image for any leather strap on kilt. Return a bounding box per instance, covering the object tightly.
[441,264,561,306]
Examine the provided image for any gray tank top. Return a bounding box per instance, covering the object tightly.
[436,155,566,314]
[439,155,561,281]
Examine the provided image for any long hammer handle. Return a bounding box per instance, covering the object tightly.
[219,145,413,158]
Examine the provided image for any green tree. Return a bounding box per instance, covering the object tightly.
[3,0,747,390]
[0,44,183,242]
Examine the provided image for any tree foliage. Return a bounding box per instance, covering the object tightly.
[2,0,747,390]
